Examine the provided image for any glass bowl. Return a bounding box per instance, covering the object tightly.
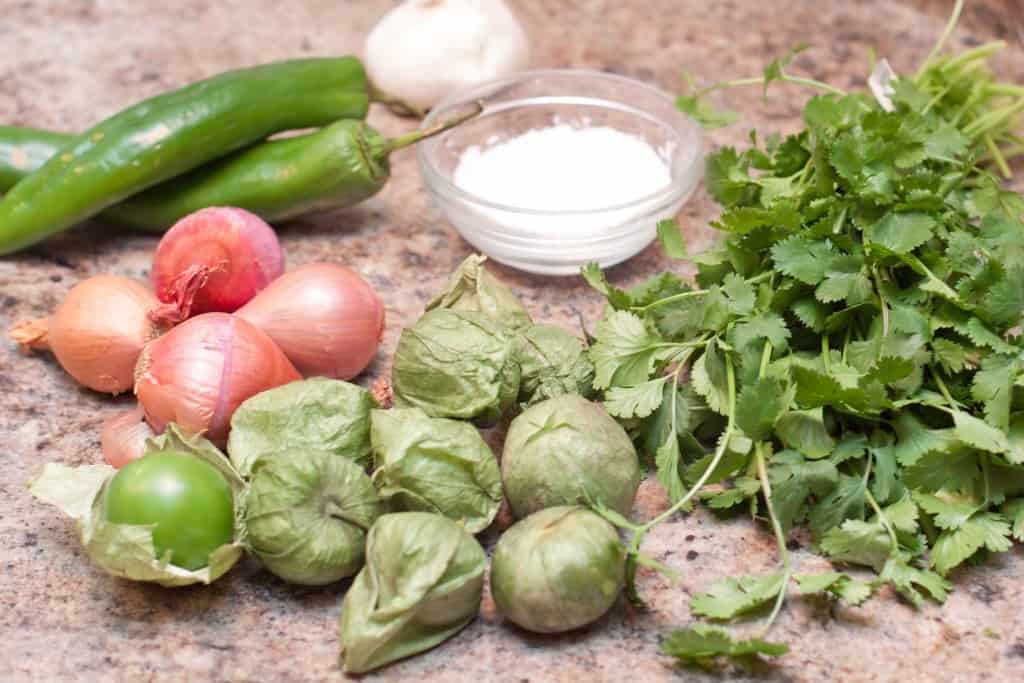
[417,69,704,276]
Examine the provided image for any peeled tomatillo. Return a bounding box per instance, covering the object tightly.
[101,451,234,571]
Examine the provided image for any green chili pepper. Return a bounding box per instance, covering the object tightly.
[0,126,67,192]
[0,58,371,254]
[0,106,478,232]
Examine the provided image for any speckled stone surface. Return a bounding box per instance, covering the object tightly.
[2,2,1024,682]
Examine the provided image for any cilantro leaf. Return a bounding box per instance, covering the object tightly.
[655,432,686,505]
[684,437,750,486]
[791,297,831,332]
[809,474,866,539]
[731,312,791,351]
[657,219,688,259]
[662,625,789,667]
[902,449,980,493]
[794,572,875,605]
[981,266,1024,327]
[891,412,953,466]
[721,273,756,315]
[589,311,664,389]
[1001,499,1024,541]
[691,573,785,620]
[735,376,793,440]
[692,341,730,415]
[930,512,1012,575]
[931,338,969,374]
[771,236,833,285]
[971,355,1017,431]
[913,492,977,530]
[677,72,740,130]
[866,212,936,255]
[581,263,632,310]
[879,556,951,606]
[769,450,839,534]
[700,477,761,510]
[819,519,892,571]
[604,377,668,419]
[763,44,809,96]
[776,407,835,459]
[952,410,1009,454]
[706,147,757,205]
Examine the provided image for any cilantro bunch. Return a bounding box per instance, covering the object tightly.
[584,1,1024,667]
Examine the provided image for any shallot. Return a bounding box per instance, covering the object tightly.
[150,207,284,322]
[237,263,385,379]
[9,275,164,394]
[134,313,300,444]
[101,405,155,468]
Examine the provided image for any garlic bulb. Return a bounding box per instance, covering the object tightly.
[364,0,530,111]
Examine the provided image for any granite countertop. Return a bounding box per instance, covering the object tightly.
[2,2,1023,681]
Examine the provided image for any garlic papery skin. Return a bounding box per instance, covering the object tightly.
[364,0,530,111]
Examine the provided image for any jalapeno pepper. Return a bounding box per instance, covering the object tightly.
[0,57,370,254]
[0,105,479,232]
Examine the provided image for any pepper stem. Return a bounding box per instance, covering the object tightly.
[382,100,485,154]
[368,84,426,119]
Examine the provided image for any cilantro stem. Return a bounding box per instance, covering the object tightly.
[930,366,958,410]
[864,487,899,552]
[872,268,890,337]
[983,133,1012,178]
[633,288,707,312]
[964,100,1024,138]
[921,84,954,116]
[821,335,832,374]
[694,74,845,99]
[981,142,1024,163]
[914,0,964,80]
[862,448,874,489]
[985,83,1024,97]
[754,441,791,637]
[759,341,774,377]
[981,455,991,505]
[939,42,1006,77]
[634,272,772,312]
[646,355,736,531]
[620,354,737,604]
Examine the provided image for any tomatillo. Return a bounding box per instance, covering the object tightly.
[101,451,234,570]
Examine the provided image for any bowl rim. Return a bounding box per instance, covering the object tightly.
[417,68,704,218]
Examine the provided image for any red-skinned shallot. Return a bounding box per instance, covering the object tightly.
[150,207,284,322]
[134,313,300,444]
[236,262,385,379]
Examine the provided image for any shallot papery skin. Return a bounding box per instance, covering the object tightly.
[134,313,300,444]
[237,263,385,380]
[101,405,155,468]
[150,207,284,319]
[32,275,162,394]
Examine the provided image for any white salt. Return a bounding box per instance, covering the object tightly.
[453,124,671,212]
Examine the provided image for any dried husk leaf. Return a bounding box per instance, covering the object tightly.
[370,408,502,533]
[339,512,485,674]
[426,254,532,330]
[514,324,596,406]
[227,377,377,477]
